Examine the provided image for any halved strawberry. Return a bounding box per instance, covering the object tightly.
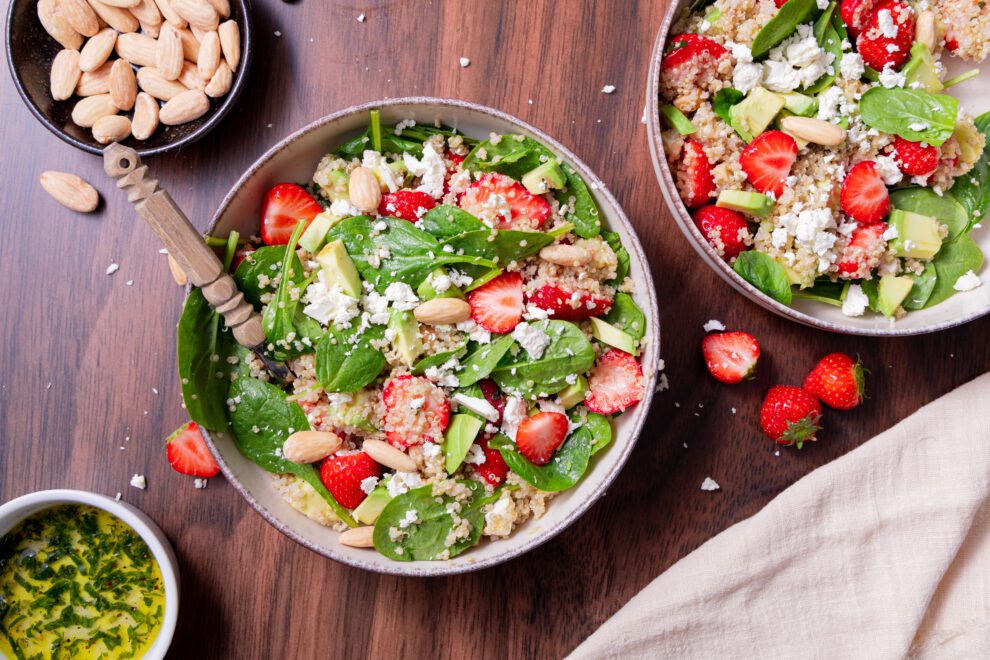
[889,137,939,176]
[675,139,716,209]
[382,375,451,448]
[515,412,569,466]
[458,172,551,230]
[528,284,613,321]
[586,349,645,414]
[166,421,220,478]
[378,190,437,222]
[662,34,727,71]
[691,205,751,261]
[478,379,506,429]
[260,183,324,246]
[837,222,886,278]
[701,331,760,384]
[841,161,889,224]
[475,436,510,485]
[856,1,914,71]
[774,0,788,7]
[467,272,524,333]
[319,452,382,509]
[840,0,876,37]
[739,130,798,198]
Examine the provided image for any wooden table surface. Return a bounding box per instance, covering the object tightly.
[2,0,989,657]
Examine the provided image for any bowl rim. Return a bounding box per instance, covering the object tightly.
[4,0,253,158]
[0,489,180,659]
[645,1,990,337]
[200,96,662,576]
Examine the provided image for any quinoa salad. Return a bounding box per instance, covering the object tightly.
[176,111,649,561]
[659,0,989,320]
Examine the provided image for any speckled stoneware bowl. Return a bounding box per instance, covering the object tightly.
[647,1,990,336]
[199,97,661,576]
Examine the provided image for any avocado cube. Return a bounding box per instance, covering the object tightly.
[660,104,697,136]
[315,239,363,298]
[729,87,785,142]
[556,375,589,409]
[353,480,392,525]
[299,211,338,253]
[521,160,567,195]
[953,120,985,164]
[416,269,465,301]
[775,92,818,117]
[590,318,638,356]
[903,43,944,93]
[716,190,775,218]
[877,274,914,318]
[889,210,943,260]
[443,414,484,473]
[319,169,350,202]
[389,309,423,367]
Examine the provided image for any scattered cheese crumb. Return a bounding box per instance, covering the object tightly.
[357,13,365,22]
[459,57,470,68]
[700,477,720,491]
[194,478,208,489]
[273,30,281,37]
[106,263,119,275]
[703,319,726,333]
[130,474,146,490]
[601,84,616,94]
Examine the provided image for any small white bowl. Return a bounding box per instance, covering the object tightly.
[0,490,180,659]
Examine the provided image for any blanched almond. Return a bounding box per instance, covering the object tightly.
[171,0,218,30]
[539,244,592,267]
[38,0,83,49]
[338,527,375,548]
[348,167,382,212]
[136,65,188,99]
[50,49,83,101]
[153,0,186,27]
[129,0,163,25]
[79,27,117,72]
[71,93,117,126]
[196,30,220,78]
[158,88,208,124]
[109,59,138,109]
[98,0,140,7]
[361,439,417,473]
[166,252,187,285]
[189,24,207,41]
[916,11,936,53]
[177,60,206,90]
[92,114,131,144]
[156,24,184,79]
[205,0,229,19]
[414,298,471,325]
[282,431,342,464]
[178,27,199,60]
[116,31,157,65]
[60,0,100,36]
[217,19,239,71]
[204,60,231,97]
[139,19,160,37]
[779,116,847,146]
[131,91,160,139]
[87,0,139,32]
[39,171,99,212]
[75,61,113,95]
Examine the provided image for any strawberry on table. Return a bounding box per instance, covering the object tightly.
[382,375,451,448]
[841,161,889,224]
[586,349,645,414]
[515,411,569,466]
[528,284,613,321]
[166,421,220,478]
[759,385,823,448]
[467,272,524,333]
[475,436,510,485]
[319,452,383,509]
[691,205,750,261]
[804,353,867,410]
[839,0,876,37]
[458,172,551,230]
[260,183,323,246]
[674,139,716,209]
[856,1,914,71]
[701,331,760,385]
[378,190,437,222]
[889,137,939,177]
[836,222,886,278]
[739,130,798,198]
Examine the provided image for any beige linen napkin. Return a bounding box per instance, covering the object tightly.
[570,373,990,660]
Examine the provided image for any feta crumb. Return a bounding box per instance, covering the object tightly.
[953,270,982,292]
[464,444,486,465]
[194,478,208,489]
[501,397,529,441]
[459,56,470,67]
[360,476,380,495]
[511,322,551,359]
[357,14,365,22]
[701,477,720,491]
[601,84,616,94]
[842,284,869,317]
[130,474,146,490]
[106,263,119,275]
[703,319,726,333]
[452,393,500,421]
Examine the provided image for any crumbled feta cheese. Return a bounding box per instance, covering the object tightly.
[383,282,419,310]
[839,52,865,80]
[878,64,906,88]
[194,478,208,489]
[703,319,726,333]
[303,271,360,327]
[882,224,899,240]
[907,121,930,132]
[456,319,491,344]
[356,13,365,22]
[733,62,764,94]
[421,441,442,458]
[877,8,897,38]
[360,476,380,495]
[106,263,119,275]
[701,477,720,491]
[398,509,419,529]
[386,471,424,498]
[453,393,500,421]
[403,142,447,199]
[130,474,146,490]
[511,322,551,359]
[459,57,470,68]
[601,84,616,94]
[501,397,528,441]
[362,150,400,192]
[842,284,869,317]
[464,444,486,465]
[873,155,904,185]
[953,270,982,292]
[330,198,362,218]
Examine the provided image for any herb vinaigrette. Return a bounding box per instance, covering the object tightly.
[0,504,165,659]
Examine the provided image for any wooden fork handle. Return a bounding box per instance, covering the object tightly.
[102,143,265,349]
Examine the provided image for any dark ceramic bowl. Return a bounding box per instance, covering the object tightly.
[5,0,252,157]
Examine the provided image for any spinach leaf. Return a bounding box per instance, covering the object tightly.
[334,119,474,159]
[803,9,841,94]
[792,279,848,307]
[489,427,593,492]
[948,112,990,227]
[859,88,959,146]
[860,279,881,312]
[751,0,820,59]
[227,377,356,527]
[890,188,969,241]
[583,413,612,455]
[713,88,744,125]
[603,293,646,340]
[602,231,631,284]
[233,246,288,308]
[441,229,554,265]
[733,251,793,304]
[372,481,497,561]
[557,161,603,238]
[176,289,234,432]
[903,263,937,310]
[491,321,595,396]
[419,204,485,238]
[315,324,387,392]
[457,335,516,387]
[412,342,468,376]
[925,235,984,308]
[262,221,324,360]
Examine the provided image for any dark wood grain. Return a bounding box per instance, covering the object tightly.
[2,1,988,658]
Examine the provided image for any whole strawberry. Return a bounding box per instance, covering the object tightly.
[804,353,866,410]
[320,452,383,509]
[760,386,823,448]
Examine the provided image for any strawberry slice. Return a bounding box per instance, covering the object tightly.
[378,190,437,222]
[701,331,761,384]
[675,139,716,209]
[515,412,569,466]
[586,349,645,414]
[528,284,613,321]
[889,137,939,176]
[166,421,220,478]
[319,452,382,509]
[739,130,798,198]
[459,172,551,230]
[260,183,324,246]
[475,436,510,485]
[662,34,727,71]
[839,0,876,37]
[841,161,889,224]
[467,272,524,333]
[230,244,255,272]
[382,375,451,448]
[691,205,751,262]
[856,1,914,71]
[837,222,886,278]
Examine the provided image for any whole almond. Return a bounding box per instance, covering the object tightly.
[131,91,160,139]
[178,27,200,60]
[79,27,117,72]
[362,439,418,472]
[37,0,84,49]
[166,253,187,285]
[196,30,220,78]
[282,431,342,464]
[338,527,375,548]
[153,0,186,27]
[779,116,847,146]
[348,167,382,213]
[71,93,117,126]
[87,0,139,32]
[217,20,239,71]
[413,298,472,325]
[159,88,209,124]
[189,24,207,41]
[172,0,218,30]
[177,60,206,90]
[916,11,936,53]
[50,49,83,101]
[116,32,157,66]
[156,24,184,79]
[139,19,160,37]
[129,0,163,25]
[39,171,99,212]
[60,0,100,36]
[75,61,113,95]
[97,0,140,7]
[109,59,138,109]
[92,114,131,144]
[205,0,229,19]
[539,244,592,267]
[137,66,188,99]
[204,59,231,97]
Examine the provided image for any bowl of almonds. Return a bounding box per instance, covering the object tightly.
[6,0,251,156]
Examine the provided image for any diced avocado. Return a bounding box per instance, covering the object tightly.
[729,87,785,142]
[953,120,986,164]
[659,104,697,136]
[443,414,484,473]
[889,209,943,259]
[318,169,349,201]
[299,211,337,253]
[775,92,818,117]
[389,309,423,367]
[703,8,722,24]
[556,375,589,409]
[902,43,944,93]
[417,269,465,301]
[315,239,362,298]
[716,190,775,218]
[521,160,567,195]
[353,479,391,525]
[877,274,914,318]
[590,318,638,356]
[325,389,378,434]
[464,268,503,292]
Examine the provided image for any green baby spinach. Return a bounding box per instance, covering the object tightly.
[412,342,468,376]
[489,427,593,492]
[903,263,937,310]
[733,251,793,305]
[948,112,990,227]
[334,117,475,159]
[583,413,613,455]
[442,229,555,265]
[227,377,356,527]
[602,231,631,285]
[859,88,959,146]
[233,246,288,308]
[712,88,750,140]
[925,235,984,308]
[457,334,516,387]
[176,288,234,432]
[314,324,387,392]
[751,0,820,59]
[603,293,646,340]
[890,188,969,241]
[262,221,324,360]
[792,279,848,307]
[419,204,486,237]
[491,321,595,397]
